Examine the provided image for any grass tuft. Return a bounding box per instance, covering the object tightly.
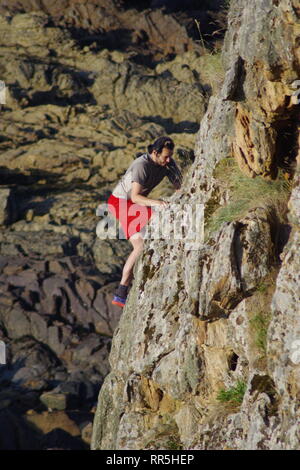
[165,435,183,450]
[198,51,224,96]
[216,380,247,404]
[205,157,292,237]
[250,311,272,354]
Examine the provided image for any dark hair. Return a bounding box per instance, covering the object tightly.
[147,136,174,154]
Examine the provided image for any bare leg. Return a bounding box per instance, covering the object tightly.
[120,232,144,286]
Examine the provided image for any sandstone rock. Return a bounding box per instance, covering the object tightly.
[52,379,96,409]
[48,326,65,357]
[40,392,68,411]
[25,409,81,439]
[197,207,275,320]
[266,233,300,448]
[0,2,197,57]
[0,188,11,225]
[81,421,93,445]
[0,12,72,50]
[89,58,205,124]
[72,334,111,378]
[74,278,95,309]
[92,282,123,336]
[5,307,31,339]
[0,230,71,257]
[30,312,48,343]
[222,0,299,180]
[14,335,57,367]
[0,104,196,189]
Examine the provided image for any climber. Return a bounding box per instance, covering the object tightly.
[107,136,183,307]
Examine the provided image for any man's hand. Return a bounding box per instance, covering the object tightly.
[155,199,169,208]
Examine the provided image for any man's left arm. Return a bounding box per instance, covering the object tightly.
[166,158,183,190]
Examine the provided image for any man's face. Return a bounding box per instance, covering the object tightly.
[154,147,173,166]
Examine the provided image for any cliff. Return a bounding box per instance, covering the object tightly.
[0,1,216,449]
[91,0,300,450]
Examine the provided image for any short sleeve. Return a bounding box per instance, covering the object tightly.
[131,161,148,186]
[166,158,183,188]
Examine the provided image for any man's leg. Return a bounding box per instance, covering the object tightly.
[120,232,144,286]
[112,230,144,307]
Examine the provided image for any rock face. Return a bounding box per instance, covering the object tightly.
[0,0,222,59]
[91,0,300,450]
[0,1,211,449]
[223,0,300,180]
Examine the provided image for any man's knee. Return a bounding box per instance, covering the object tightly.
[130,231,144,241]
[130,233,144,250]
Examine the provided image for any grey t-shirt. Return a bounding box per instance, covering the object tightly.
[112,153,182,199]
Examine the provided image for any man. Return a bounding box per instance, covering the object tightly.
[107,136,182,307]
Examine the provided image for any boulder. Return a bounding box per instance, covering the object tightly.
[40,392,68,411]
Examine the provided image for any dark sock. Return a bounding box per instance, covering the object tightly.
[115,284,129,297]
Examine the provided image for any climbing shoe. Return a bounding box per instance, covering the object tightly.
[112,294,127,308]
[112,284,128,308]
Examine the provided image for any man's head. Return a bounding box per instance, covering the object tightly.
[148,136,174,167]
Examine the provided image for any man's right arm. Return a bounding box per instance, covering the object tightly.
[131,182,168,208]
[166,158,182,190]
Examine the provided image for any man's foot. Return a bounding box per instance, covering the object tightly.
[112,284,128,308]
[112,294,127,308]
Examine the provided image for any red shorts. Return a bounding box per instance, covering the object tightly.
[107,193,153,239]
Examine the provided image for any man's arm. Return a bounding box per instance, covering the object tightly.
[166,158,183,190]
[131,182,168,207]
